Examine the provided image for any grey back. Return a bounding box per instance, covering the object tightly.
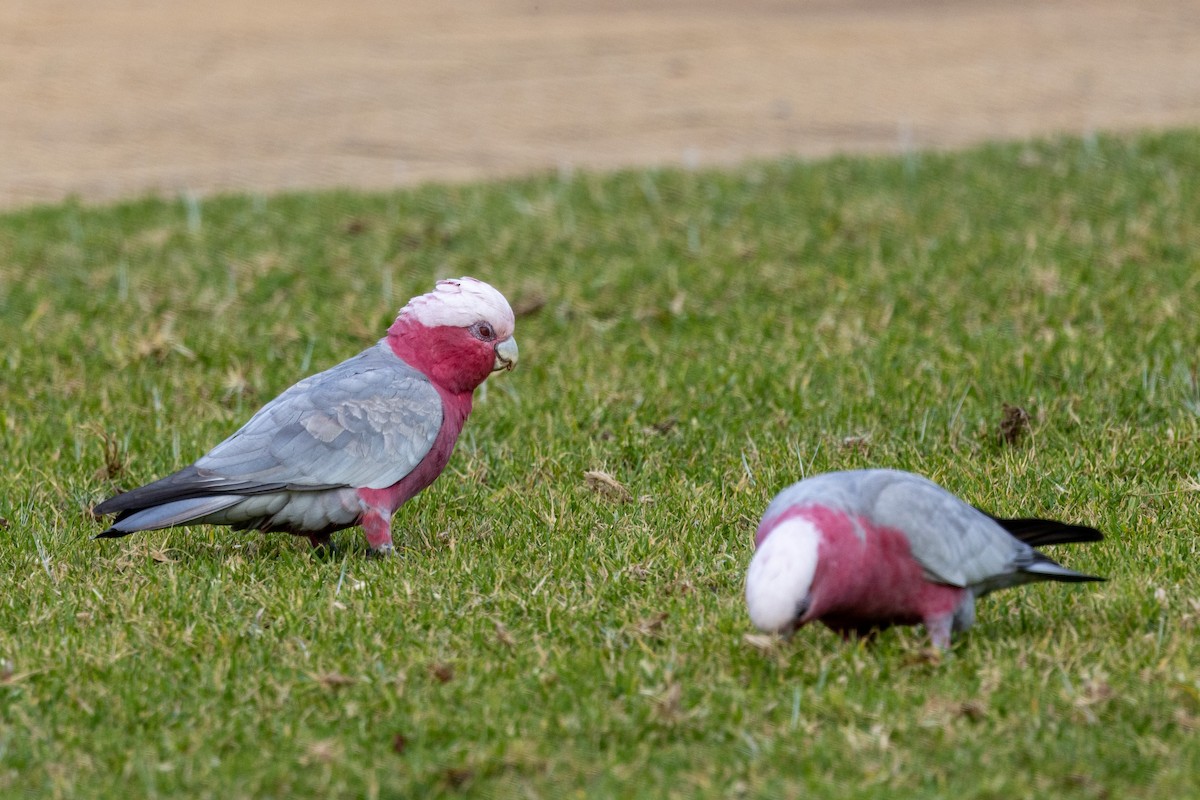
[762,469,1032,588]
[196,341,444,491]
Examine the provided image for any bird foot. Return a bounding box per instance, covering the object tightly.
[924,615,954,651]
[305,533,336,550]
[307,542,340,560]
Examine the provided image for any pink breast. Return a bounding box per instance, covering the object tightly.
[761,504,965,629]
[356,388,472,515]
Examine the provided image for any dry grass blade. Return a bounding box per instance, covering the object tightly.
[584,470,632,503]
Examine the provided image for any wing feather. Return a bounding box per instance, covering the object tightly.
[196,342,443,490]
[96,342,443,521]
[864,471,1030,587]
[760,469,1100,596]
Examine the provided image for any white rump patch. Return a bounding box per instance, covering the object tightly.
[745,517,821,633]
[399,277,515,335]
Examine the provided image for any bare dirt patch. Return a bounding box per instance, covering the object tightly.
[2,1,1198,208]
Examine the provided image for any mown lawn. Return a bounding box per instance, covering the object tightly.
[1,130,1199,798]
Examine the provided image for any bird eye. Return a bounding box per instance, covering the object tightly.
[474,322,496,341]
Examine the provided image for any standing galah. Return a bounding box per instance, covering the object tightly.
[745,469,1104,648]
[93,277,518,556]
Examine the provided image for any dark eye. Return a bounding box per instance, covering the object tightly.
[474,322,496,341]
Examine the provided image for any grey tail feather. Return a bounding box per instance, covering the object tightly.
[93,465,289,517]
[984,514,1105,547]
[94,495,243,538]
[1023,554,1105,584]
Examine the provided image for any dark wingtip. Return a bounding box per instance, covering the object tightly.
[90,492,131,517]
[94,527,131,539]
[986,514,1105,547]
[1063,573,1107,583]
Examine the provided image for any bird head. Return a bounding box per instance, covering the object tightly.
[745,515,821,635]
[387,277,518,393]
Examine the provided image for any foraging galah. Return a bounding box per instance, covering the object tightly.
[93,277,518,555]
[745,469,1103,648]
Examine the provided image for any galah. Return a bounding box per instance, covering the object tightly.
[93,277,518,555]
[745,469,1104,648]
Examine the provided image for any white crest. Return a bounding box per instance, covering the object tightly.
[745,516,821,633]
[399,277,515,335]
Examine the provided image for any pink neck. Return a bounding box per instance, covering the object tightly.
[385,318,492,396]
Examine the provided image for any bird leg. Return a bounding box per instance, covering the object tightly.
[305,532,333,550]
[825,619,883,644]
[924,614,953,650]
[361,508,396,556]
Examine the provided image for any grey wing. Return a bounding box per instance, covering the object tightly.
[195,345,443,491]
[863,471,1026,588]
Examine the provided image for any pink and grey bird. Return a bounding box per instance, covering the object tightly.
[745,469,1104,648]
[93,277,518,555]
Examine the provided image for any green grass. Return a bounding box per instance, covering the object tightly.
[2,129,1200,798]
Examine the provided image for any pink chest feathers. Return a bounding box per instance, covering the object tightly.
[356,389,472,514]
[761,505,965,628]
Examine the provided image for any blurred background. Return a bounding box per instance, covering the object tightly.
[3,0,1199,209]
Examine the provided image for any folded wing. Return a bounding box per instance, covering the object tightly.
[865,471,1101,591]
[94,343,443,534]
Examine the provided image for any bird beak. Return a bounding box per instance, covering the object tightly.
[493,337,518,372]
[782,596,812,639]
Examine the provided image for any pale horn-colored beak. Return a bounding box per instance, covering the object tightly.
[493,337,519,372]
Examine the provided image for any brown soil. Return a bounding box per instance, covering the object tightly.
[3,1,1199,209]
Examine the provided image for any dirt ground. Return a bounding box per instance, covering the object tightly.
[3,1,1199,209]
